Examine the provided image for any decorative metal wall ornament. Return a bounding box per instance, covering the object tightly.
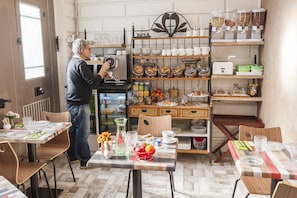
[151,12,193,37]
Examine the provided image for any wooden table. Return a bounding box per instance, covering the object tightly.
[0,175,27,198]
[0,122,71,198]
[228,140,297,197]
[87,144,177,198]
[212,115,264,162]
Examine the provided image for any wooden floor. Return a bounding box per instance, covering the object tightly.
[37,153,270,198]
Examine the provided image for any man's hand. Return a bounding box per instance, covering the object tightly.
[98,61,110,78]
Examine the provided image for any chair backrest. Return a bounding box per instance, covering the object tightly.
[0,141,19,184]
[40,111,70,122]
[239,125,282,142]
[40,111,70,146]
[137,114,171,137]
[272,181,297,198]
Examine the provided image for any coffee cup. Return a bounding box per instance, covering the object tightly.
[162,130,175,143]
[166,49,171,56]
[178,48,185,56]
[107,71,113,78]
[161,49,167,56]
[194,46,201,55]
[171,48,178,56]
[201,47,210,55]
[186,47,193,56]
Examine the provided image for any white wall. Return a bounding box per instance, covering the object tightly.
[261,0,297,143]
[54,0,76,111]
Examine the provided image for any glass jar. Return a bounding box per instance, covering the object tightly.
[143,81,150,97]
[138,82,144,91]
[133,82,139,96]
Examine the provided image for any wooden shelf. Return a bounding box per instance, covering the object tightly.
[131,55,210,59]
[132,77,210,81]
[132,36,210,40]
[177,149,209,154]
[175,131,208,138]
[89,44,125,48]
[211,96,262,102]
[211,74,264,79]
[211,41,264,46]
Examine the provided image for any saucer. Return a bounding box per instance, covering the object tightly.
[240,156,264,166]
[162,139,177,144]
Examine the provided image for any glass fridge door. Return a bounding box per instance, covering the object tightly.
[99,92,127,135]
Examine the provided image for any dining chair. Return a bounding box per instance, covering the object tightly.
[126,114,175,198]
[36,111,76,198]
[0,141,53,197]
[232,125,282,198]
[272,181,297,198]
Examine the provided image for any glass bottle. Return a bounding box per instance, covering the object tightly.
[114,118,128,156]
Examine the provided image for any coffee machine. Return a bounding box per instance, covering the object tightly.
[103,54,130,84]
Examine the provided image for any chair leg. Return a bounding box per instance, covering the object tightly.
[51,160,58,198]
[41,169,54,198]
[126,170,132,198]
[65,152,76,182]
[168,171,175,198]
[245,193,250,198]
[232,178,241,198]
[20,184,26,194]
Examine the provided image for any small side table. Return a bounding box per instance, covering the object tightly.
[212,114,264,162]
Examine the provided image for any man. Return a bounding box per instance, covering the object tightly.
[66,38,110,168]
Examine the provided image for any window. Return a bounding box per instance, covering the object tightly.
[20,2,44,79]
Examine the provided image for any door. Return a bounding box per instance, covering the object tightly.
[15,0,56,108]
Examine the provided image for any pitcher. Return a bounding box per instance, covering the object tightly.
[114,118,128,156]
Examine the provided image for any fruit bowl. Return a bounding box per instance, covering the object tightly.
[133,146,155,160]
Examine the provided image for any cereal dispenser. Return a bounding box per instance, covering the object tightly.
[236,9,251,40]
[224,10,237,40]
[211,11,225,40]
[251,8,266,40]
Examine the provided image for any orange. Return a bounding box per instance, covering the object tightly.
[145,145,155,153]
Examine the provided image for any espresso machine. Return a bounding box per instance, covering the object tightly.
[251,8,266,40]
[103,54,130,84]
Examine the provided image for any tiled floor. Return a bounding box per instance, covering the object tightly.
[38,153,270,198]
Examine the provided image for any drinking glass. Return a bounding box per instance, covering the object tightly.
[254,135,267,151]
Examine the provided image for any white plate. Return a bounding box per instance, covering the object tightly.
[6,131,30,138]
[162,139,177,144]
[156,102,178,106]
[240,156,264,166]
[35,120,50,127]
[267,141,284,151]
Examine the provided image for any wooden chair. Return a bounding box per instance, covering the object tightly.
[36,111,76,198]
[127,114,175,198]
[272,181,297,198]
[232,125,282,198]
[0,141,53,197]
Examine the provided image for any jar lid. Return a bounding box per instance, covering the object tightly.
[134,82,139,85]
[144,81,150,85]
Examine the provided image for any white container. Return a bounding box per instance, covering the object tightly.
[193,137,206,150]
[191,126,207,134]
[213,62,234,75]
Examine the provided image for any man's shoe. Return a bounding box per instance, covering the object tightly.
[80,161,89,169]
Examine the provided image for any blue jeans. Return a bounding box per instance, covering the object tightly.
[67,103,91,165]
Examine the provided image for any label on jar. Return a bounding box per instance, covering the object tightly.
[138,91,144,97]
[143,90,149,97]
[133,82,139,91]
[138,82,144,91]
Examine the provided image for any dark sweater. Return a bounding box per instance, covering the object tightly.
[66,56,104,105]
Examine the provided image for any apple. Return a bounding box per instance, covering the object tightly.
[134,145,145,152]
